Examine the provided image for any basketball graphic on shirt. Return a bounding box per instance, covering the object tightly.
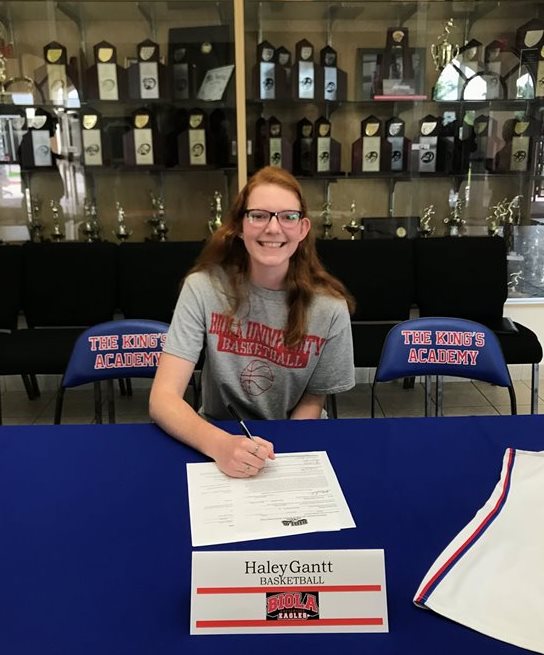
[240,360,274,396]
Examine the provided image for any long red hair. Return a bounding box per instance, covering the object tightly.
[191,166,354,346]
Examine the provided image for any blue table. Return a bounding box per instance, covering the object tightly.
[1,416,542,655]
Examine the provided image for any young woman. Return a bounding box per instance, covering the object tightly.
[149,166,355,477]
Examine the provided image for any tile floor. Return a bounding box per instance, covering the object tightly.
[0,378,541,425]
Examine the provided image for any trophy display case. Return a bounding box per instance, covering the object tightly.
[0,0,238,243]
[1,0,544,300]
[244,0,544,299]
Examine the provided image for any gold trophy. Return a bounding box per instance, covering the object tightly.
[148,192,168,241]
[49,200,65,241]
[342,201,364,240]
[418,204,435,237]
[27,193,44,243]
[208,191,223,234]
[0,52,34,103]
[81,198,101,242]
[320,201,333,240]
[443,193,465,237]
[431,19,460,72]
[113,201,132,242]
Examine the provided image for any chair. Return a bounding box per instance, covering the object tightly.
[371,317,517,417]
[54,319,169,424]
[0,242,118,422]
[414,237,542,412]
[118,240,206,407]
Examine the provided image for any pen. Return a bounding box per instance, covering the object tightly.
[227,404,255,441]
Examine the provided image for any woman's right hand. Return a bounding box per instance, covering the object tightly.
[212,435,275,478]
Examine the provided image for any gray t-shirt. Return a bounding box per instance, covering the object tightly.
[164,269,355,420]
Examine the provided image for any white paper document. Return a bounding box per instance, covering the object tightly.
[186,451,355,546]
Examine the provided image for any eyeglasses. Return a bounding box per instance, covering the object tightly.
[244,209,303,227]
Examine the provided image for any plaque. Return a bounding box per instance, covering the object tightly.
[33,41,71,105]
[18,109,56,168]
[386,117,407,172]
[293,118,314,175]
[381,28,415,96]
[85,41,127,101]
[470,114,498,172]
[123,110,158,166]
[256,40,277,100]
[538,43,544,98]
[515,19,544,81]
[510,118,532,172]
[314,116,340,174]
[276,46,292,88]
[352,115,382,173]
[438,112,458,174]
[128,40,168,100]
[318,46,347,101]
[80,109,106,166]
[171,46,189,100]
[293,39,315,100]
[178,108,209,167]
[265,116,292,171]
[414,114,440,173]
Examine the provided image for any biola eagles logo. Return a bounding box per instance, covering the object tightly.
[266,591,320,620]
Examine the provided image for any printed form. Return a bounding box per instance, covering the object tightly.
[186,451,355,546]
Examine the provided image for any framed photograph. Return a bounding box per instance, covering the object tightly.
[355,48,426,100]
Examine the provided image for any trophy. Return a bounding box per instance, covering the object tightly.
[178,108,208,167]
[431,19,460,72]
[386,117,408,172]
[380,28,415,96]
[443,191,465,237]
[18,109,54,168]
[35,41,69,105]
[0,52,34,104]
[113,202,132,242]
[342,202,364,240]
[320,201,334,240]
[123,109,157,166]
[510,118,532,172]
[209,191,223,233]
[418,205,435,237]
[147,193,169,241]
[80,109,105,166]
[86,41,127,101]
[265,116,292,171]
[414,115,440,173]
[171,45,190,100]
[276,46,292,88]
[352,115,382,173]
[80,198,101,243]
[49,200,65,242]
[515,19,544,87]
[318,45,346,101]
[293,118,314,175]
[256,40,285,100]
[508,269,524,295]
[128,39,167,100]
[27,193,44,243]
[293,39,315,100]
[315,117,340,174]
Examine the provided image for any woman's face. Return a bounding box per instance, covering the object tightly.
[241,183,310,283]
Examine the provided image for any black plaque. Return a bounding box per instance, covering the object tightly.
[178,108,209,167]
[293,39,315,100]
[414,114,440,173]
[128,39,168,100]
[293,118,314,174]
[381,28,415,96]
[352,115,382,173]
[256,40,277,100]
[386,117,408,172]
[80,109,109,166]
[317,45,347,101]
[171,45,190,100]
[314,116,340,174]
[123,110,159,166]
[85,41,127,101]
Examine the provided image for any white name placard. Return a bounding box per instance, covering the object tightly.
[191,549,388,635]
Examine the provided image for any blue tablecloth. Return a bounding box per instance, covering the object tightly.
[1,415,542,654]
